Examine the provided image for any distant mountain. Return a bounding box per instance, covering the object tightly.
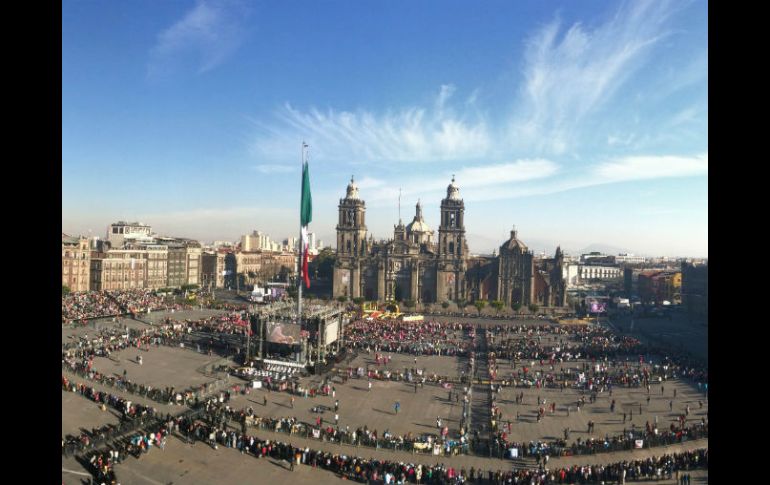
[577,243,635,256]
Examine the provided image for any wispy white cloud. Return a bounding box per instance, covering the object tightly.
[510,1,680,154]
[362,159,560,206]
[250,85,492,163]
[666,105,704,128]
[148,0,248,79]
[593,153,708,182]
[607,134,637,147]
[360,153,707,207]
[250,2,692,167]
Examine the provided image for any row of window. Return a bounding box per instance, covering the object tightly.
[62,251,88,259]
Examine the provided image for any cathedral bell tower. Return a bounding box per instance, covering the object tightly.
[333,176,368,299]
[436,175,468,302]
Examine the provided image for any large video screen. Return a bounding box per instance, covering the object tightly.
[266,321,302,344]
[586,297,607,314]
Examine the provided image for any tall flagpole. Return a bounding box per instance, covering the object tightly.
[298,141,307,363]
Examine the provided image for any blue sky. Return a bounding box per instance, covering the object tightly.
[62,0,708,257]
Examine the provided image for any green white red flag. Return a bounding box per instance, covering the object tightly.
[300,158,312,288]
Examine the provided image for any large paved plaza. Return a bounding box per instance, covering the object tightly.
[62,310,708,483]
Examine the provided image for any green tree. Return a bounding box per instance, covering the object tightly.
[387,302,401,312]
[308,248,336,279]
[490,300,504,315]
[62,285,71,296]
[336,295,348,303]
[474,300,486,315]
[441,301,450,309]
[528,303,539,314]
[352,297,365,306]
[512,303,522,313]
[455,299,467,311]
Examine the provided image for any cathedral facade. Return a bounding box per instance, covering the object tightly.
[332,176,566,308]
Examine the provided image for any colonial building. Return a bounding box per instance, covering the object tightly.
[62,234,91,292]
[89,246,147,291]
[332,176,566,308]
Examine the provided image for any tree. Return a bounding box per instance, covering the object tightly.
[490,300,504,315]
[352,297,365,306]
[62,285,71,296]
[441,301,450,309]
[528,303,539,314]
[181,284,200,292]
[308,248,336,279]
[278,265,292,281]
[455,299,467,311]
[387,302,401,312]
[512,303,522,313]
[336,296,348,303]
[474,300,486,315]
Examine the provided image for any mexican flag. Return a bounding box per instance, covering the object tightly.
[300,158,312,288]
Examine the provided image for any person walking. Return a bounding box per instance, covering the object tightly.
[368,381,372,392]
[263,396,267,406]
[394,401,400,415]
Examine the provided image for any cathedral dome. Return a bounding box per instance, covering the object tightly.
[447,175,461,200]
[406,219,432,233]
[345,175,359,200]
[502,226,528,252]
[406,200,432,234]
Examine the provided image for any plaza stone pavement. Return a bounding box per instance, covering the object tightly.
[63,430,706,485]
[62,390,121,437]
[225,352,469,439]
[89,345,225,390]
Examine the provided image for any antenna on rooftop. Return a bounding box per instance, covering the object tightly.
[398,188,402,224]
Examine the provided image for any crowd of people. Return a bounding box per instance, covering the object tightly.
[344,320,473,356]
[63,307,708,483]
[83,399,708,484]
[62,289,170,325]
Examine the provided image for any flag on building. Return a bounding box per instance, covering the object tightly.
[300,156,312,288]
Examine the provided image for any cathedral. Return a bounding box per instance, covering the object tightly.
[332,176,566,308]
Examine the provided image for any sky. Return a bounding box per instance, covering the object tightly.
[62,0,708,257]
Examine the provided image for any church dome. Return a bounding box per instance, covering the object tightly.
[447,175,461,200]
[345,175,359,200]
